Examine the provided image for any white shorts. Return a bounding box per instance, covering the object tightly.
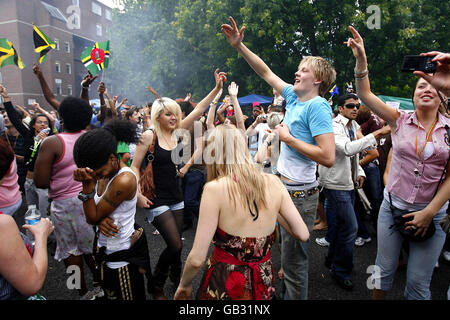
[145,201,184,223]
[50,196,95,261]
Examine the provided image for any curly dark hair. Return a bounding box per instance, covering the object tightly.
[58,97,93,132]
[73,119,137,170]
[29,113,55,137]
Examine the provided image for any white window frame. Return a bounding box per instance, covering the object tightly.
[67,85,73,96]
[92,2,102,16]
[72,0,79,6]
[96,24,102,36]
[54,39,60,51]
[55,79,62,96]
[105,8,112,21]
[65,41,70,53]
[55,62,61,73]
[66,63,71,74]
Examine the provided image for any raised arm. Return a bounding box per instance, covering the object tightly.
[346,26,399,128]
[80,71,98,104]
[181,69,225,130]
[97,82,107,122]
[32,102,55,125]
[0,85,31,138]
[147,86,160,100]
[222,16,288,95]
[33,63,60,110]
[228,82,245,132]
[206,88,222,129]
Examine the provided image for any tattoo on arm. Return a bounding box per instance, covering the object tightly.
[102,195,118,208]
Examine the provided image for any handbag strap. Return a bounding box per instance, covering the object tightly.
[148,128,157,157]
[433,125,450,198]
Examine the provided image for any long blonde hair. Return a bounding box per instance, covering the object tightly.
[205,124,268,217]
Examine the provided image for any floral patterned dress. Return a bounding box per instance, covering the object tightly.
[196,227,276,300]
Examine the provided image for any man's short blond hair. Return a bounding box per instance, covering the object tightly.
[299,56,336,97]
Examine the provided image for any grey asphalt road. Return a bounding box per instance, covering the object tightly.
[12,195,450,301]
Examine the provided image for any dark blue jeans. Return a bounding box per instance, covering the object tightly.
[324,189,358,280]
[182,169,204,224]
[362,163,382,220]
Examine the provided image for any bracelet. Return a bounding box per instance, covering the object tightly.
[354,68,368,75]
[355,73,369,80]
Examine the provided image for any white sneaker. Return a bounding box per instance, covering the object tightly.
[315,237,330,247]
[443,251,450,262]
[80,286,104,300]
[355,236,372,247]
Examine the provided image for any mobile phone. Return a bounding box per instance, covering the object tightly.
[401,55,436,73]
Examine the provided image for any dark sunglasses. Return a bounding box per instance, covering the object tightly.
[344,103,360,109]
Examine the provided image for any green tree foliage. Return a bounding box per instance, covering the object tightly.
[107,0,449,105]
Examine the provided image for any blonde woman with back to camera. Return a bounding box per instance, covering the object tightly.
[174,124,309,300]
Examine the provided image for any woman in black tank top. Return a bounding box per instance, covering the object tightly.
[131,69,226,299]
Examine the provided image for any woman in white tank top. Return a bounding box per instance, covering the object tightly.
[73,119,149,301]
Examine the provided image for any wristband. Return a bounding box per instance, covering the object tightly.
[354,68,368,75]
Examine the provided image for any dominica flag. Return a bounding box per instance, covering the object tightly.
[80,41,110,76]
[33,25,56,64]
[0,38,25,69]
[329,84,339,97]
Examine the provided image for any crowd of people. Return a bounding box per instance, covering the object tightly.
[0,17,449,301]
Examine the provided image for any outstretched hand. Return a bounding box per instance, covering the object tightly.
[228,81,239,97]
[345,26,367,66]
[32,63,43,77]
[81,70,98,88]
[214,68,227,90]
[221,16,246,48]
[414,51,450,97]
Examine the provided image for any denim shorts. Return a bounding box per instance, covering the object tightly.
[145,201,184,223]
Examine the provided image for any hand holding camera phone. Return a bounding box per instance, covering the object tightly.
[401,55,437,73]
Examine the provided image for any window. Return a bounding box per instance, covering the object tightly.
[28,99,36,106]
[72,0,79,6]
[55,79,62,96]
[55,62,61,73]
[65,42,70,53]
[96,24,102,36]
[54,39,60,51]
[66,63,71,74]
[92,2,102,16]
[68,85,73,96]
[105,9,112,21]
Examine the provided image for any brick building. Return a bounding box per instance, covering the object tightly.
[0,0,112,110]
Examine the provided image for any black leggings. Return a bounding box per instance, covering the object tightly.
[151,209,184,288]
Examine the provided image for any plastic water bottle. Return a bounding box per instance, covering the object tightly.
[34,127,50,143]
[107,213,122,251]
[24,205,41,246]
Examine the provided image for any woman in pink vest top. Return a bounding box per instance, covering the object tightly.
[34,97,99,299]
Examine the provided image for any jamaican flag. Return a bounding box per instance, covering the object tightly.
[80,41,110,76]
[0,38,25,69]
[33,25,56,64]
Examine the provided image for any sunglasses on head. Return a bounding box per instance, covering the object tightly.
[344,103,360,109]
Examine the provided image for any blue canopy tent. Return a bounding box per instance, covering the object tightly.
[237,94,273,107]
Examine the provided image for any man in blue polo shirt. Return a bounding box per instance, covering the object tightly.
[223,16,336,299]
